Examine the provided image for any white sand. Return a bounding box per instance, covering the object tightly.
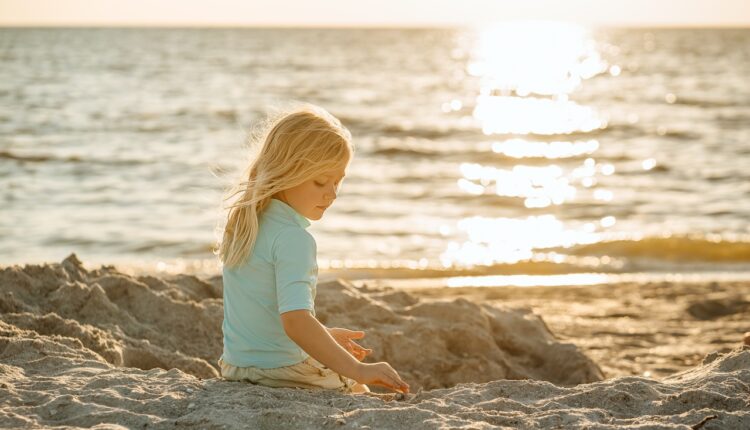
[1,254,749,429]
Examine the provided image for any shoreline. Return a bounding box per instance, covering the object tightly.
[7,249,750,284]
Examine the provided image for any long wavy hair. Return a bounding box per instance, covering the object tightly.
[216,102,353,268]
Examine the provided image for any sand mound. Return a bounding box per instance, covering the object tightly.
[0,254,601,392]
[2,319,749,428]
[315,280,603,388]
[0,254,224,379]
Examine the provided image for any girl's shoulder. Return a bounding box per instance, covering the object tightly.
[274,225,316,249]
[272,226,317,261]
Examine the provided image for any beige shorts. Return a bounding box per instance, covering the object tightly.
[218,356,359,393]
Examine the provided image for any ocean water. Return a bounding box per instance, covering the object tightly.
[1,25,749,277]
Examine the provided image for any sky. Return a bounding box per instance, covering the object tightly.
[1,0,749,27]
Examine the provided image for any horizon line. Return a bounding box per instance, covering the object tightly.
[2,22,750,30]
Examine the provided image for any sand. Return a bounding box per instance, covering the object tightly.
[1,254,749,429]
[395,279,750,380]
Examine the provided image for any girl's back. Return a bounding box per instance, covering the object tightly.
[222,198,318,369]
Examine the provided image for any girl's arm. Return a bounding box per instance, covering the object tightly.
[281,310,409,392]
[281,309,360,377]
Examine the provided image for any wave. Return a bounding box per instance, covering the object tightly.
[379,123,465,140]
[657,129,702,140]
[0,150,81,163]
[369,143,636,164]
[0,150,157,167]
[370,146,442,157]
[560,236,750,263]
[368,121,663,143]
[675,97,739,108]
[322,236,750,281]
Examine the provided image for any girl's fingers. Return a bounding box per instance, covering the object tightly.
[343,339,373,361]
[343,329,365,339]
[378,378,407,393]
[347,340,369,352]
[355,349,372,360]
[345,344,365,360]
[349,340,371,352]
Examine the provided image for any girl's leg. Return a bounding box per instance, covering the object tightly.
[349,382,370,394]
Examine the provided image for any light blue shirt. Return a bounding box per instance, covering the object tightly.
[221,198,318,368]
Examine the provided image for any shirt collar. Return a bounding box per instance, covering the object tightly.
[265,198,311,228]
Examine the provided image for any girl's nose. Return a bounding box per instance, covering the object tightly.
[325,185,337,200]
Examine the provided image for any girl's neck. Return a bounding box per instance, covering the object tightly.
[273,192,289,205]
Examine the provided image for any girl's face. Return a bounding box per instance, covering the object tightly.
[276,167,346,221]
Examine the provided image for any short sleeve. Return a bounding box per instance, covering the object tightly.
[272,227,318,314]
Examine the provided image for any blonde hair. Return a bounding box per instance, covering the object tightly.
[216,102,353,268]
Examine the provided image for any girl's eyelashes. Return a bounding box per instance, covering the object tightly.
[315,179,343,192]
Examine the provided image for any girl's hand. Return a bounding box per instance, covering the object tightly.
[355,362,410,393]
[327,327,373,361]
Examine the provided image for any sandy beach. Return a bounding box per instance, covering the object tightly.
[3,14,750,430]
[1,254,749,429]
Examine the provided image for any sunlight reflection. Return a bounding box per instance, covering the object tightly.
[642,158,657,170]
[439,215,600,267]
[593,189,614,201]
[469,20,608,136]
[459,162,577,207]
[474,95,605,135]
[468,21,606,96]
[443,20,619,270]
[491,138,599,159]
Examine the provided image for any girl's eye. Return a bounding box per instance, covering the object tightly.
[314,181,326,187]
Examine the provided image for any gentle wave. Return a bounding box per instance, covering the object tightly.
[317,236,750,276]
[561,236,750,263]
[321,236,750,279]
[0,150,80,163]
[369,145,639,166]
[372,122,654,141]
[0,150,154,166]
[675,97,741,108]
[0,150,227,168]
[356,120,703,144]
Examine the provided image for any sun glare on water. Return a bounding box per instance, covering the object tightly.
[442,20,618,269]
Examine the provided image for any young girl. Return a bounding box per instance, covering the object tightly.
[216,103,409,395]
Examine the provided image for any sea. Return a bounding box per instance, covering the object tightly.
[1,24,749,283]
